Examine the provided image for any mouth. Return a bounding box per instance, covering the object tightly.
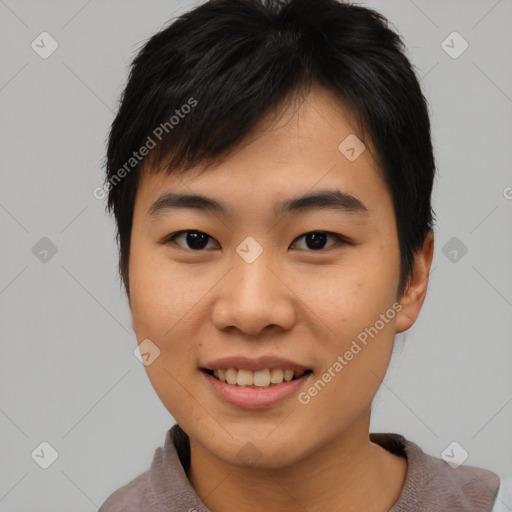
[200,367,314,389]
[200,366,314,409]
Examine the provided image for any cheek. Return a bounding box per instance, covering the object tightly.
[128,237,201,339]
[128,240,205,412]
[294,243,399,336]
[294,260,399,428]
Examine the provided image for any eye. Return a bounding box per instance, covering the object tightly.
[290,231,346,251]
[165,230,220,251]
[164,230,348,252]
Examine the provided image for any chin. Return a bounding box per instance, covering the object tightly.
[199,427,311,470]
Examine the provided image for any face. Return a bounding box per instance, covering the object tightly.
[128,86,420,469]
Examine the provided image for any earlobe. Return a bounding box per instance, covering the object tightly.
[395,231,435,333]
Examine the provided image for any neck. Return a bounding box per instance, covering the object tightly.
[187,411,407,512]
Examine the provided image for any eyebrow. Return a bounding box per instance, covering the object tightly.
[147,189,368,218]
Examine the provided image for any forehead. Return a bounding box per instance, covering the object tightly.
[135,86,390,219]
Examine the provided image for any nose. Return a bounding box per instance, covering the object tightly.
[211,249,296,337]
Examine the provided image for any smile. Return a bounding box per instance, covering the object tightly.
[200,368,313,409]
[202,367,313,388]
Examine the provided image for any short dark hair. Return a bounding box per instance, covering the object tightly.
[104,0,436,298]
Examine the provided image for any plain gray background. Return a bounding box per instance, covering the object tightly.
[0,0,511,510]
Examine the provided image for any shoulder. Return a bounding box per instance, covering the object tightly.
[372,433,502,511]
[98,425,193,511]
[491,478,512,512]
[99,470,158,512]
[402,436,500,509]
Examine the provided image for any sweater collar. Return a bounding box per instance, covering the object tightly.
[146,424,499,511]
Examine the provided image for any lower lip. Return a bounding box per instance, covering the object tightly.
[201,370,312,409]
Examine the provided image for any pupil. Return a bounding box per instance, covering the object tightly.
[187,231,209,250]
[306,232,327,250]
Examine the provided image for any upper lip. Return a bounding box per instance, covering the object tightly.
[201,356,311,372]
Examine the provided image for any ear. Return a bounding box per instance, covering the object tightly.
[395,231,434,333]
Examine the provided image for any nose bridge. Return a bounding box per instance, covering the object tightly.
[236,247,274,300]
[233,239,278,309]
[212,238,295,334]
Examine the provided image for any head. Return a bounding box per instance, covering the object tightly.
[104,0,435,468]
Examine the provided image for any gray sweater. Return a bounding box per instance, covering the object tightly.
[99,424,502,511]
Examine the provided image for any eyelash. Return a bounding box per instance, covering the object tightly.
[163,230,350,252]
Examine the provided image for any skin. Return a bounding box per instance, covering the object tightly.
[128,85,434,512]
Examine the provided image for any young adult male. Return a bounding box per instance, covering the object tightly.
[99,0,510,510]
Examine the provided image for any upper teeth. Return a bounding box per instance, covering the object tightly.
[212,368,306,387]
